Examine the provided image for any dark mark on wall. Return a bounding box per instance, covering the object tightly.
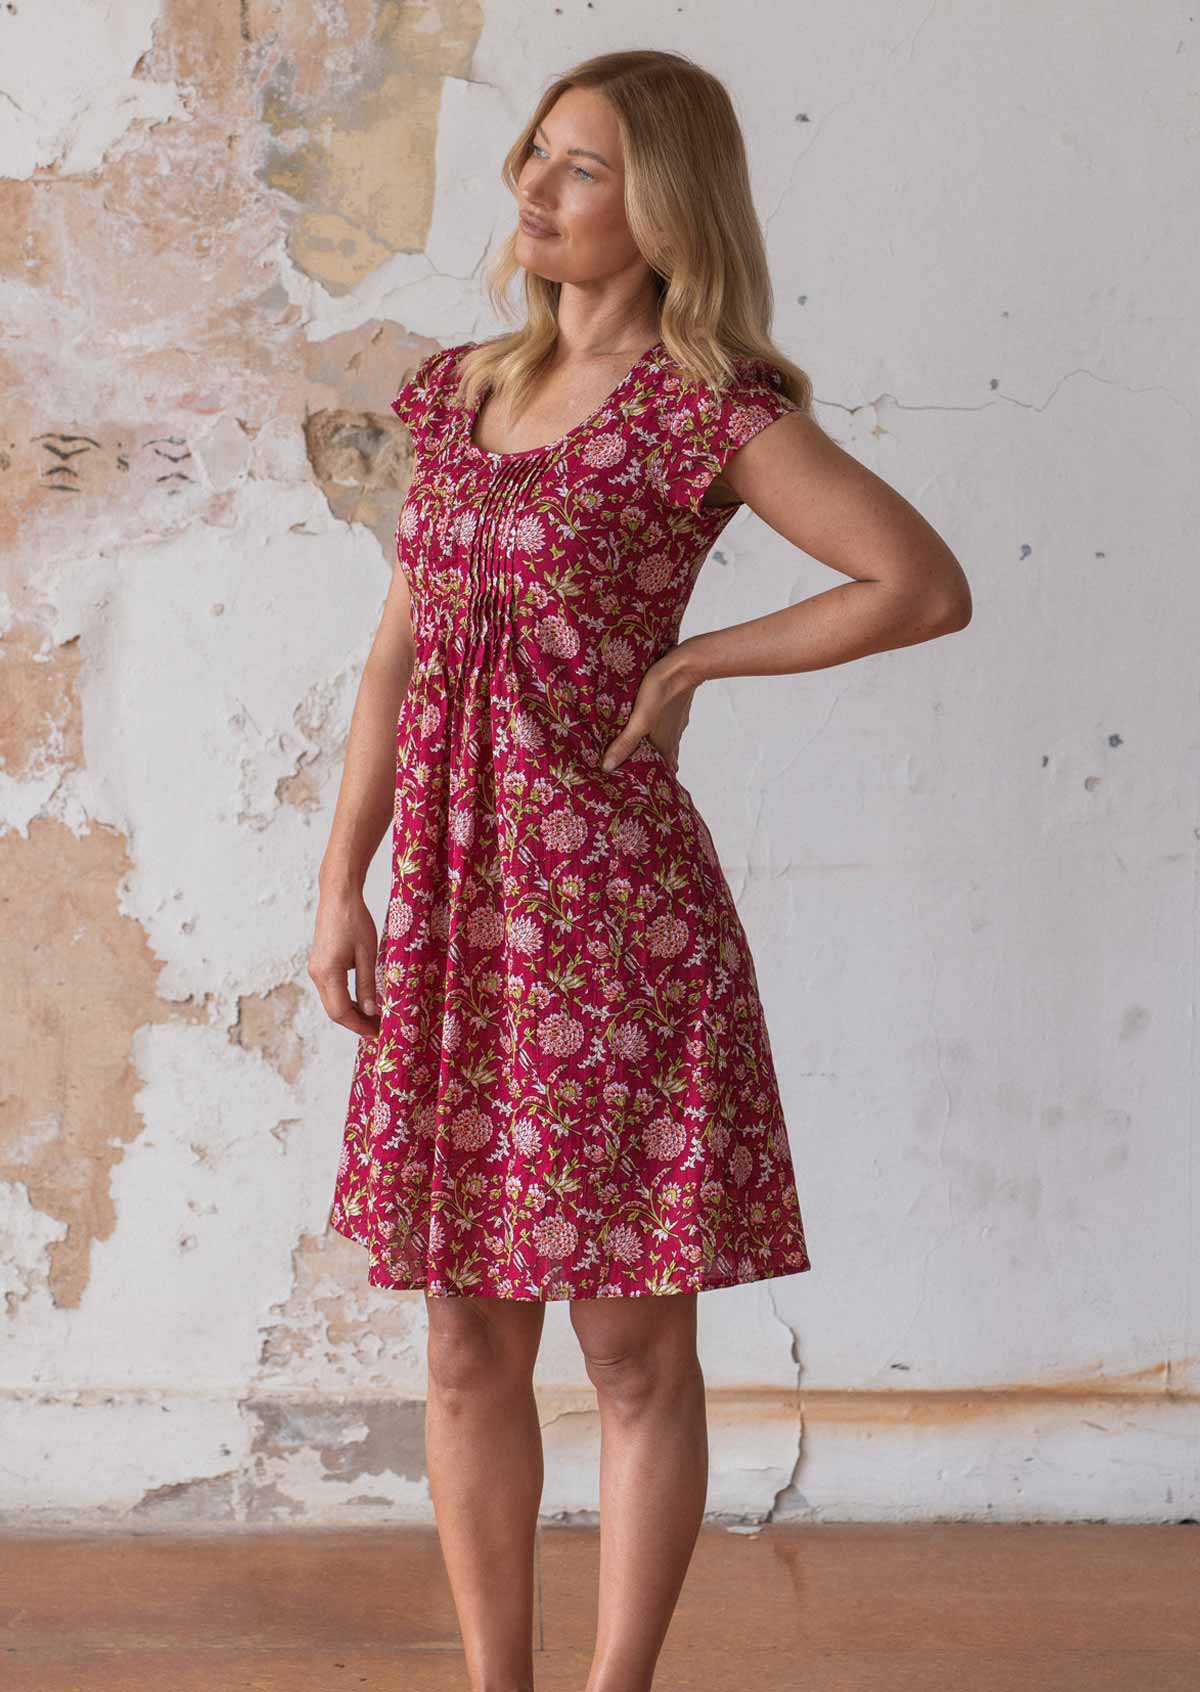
[148,436,194,490]
[33,432,195,492]
[34,432,101,491]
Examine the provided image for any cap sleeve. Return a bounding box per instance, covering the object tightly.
[655,358,802,517]
[389,342,471,453]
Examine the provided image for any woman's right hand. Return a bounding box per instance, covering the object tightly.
[308,887,382,1040]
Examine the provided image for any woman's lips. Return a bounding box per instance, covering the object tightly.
[519,213,559,238]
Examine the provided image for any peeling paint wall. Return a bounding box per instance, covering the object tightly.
[2,2,1197,1529]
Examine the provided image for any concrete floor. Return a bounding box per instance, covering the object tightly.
[1,1521,1197,1690]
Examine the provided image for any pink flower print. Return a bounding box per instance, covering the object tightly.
[449,807,476,848]
[414,1101,438,1140]
[642,1114,687,1161]
[466,905,504,948]
[430,900,452,941]
[508,914,543,957]
[374,958,386,1001]
[608,1222,643,1264]
[535,613,580,658]
[538,1011,584,1058]
[532,1214,578,1260]
[647,913,689,958]
[510,1119,542,1157]
[710,1121,731,1156]
[681,1243,703,1265]
[580,430,627,469]
[442,1011,462,1052]
[727,402,780,447]
[730,1144,754,1186]
[603,634,637,676]
[455,507,478,546]
[420,701,442,736]
[605,876,634,900]
[540,807,588,853]
[697,821,721,872]
[512,711,545,753]
[526,1184,547,1212]
[511,512,548,554]
[428,1213,445,1254]
[635,552,675,594]
[612,817,650,856]
[610,1022,649,1063]
[371,1097,390,1134]
[387,898,413,938]
[451,1106,493,1151]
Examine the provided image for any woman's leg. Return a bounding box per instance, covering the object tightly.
[424,1293,547,1692]
[569,1292,708,1692]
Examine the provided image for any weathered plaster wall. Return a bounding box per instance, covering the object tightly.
[1,1,1196,1529]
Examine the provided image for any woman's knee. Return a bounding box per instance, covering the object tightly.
[570,1296,700,1406]
[425,1296,541,1398]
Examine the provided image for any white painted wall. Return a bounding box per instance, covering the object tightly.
[2,1,1196,1527]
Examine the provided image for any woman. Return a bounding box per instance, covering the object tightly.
[310,46,970,1692]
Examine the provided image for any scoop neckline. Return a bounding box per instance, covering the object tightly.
[463,337,665,462]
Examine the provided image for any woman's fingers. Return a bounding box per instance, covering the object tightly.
[306,895,381,1039]
[601,722,645,772]
[355,940,379,1021]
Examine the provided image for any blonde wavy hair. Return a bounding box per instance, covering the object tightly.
[448,47,818,423]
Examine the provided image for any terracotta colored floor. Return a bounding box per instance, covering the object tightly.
[1,1522,1197,1690]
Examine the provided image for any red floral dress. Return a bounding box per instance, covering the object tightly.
[327,336,813,1299]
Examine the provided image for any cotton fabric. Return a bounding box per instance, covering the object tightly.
[327,336,813,1299]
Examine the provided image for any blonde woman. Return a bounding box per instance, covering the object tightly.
[310,46,970,1692]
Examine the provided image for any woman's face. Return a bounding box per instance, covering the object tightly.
[514,87,642,285]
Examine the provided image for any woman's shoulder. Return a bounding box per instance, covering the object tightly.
[388,339,477,430]
[652,344,791,401]
[408,338,478,390]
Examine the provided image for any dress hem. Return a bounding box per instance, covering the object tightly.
[327,1211,811,1301]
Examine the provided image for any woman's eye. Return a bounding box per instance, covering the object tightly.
[526,140,593,182]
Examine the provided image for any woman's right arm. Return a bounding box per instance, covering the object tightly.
[307,561,417,1039]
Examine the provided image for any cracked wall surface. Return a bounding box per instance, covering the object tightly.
[1,0,1197,1529]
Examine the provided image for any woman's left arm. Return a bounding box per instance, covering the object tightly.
[603,411,972,770]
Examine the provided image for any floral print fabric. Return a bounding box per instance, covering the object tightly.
[327,336,813,1299]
